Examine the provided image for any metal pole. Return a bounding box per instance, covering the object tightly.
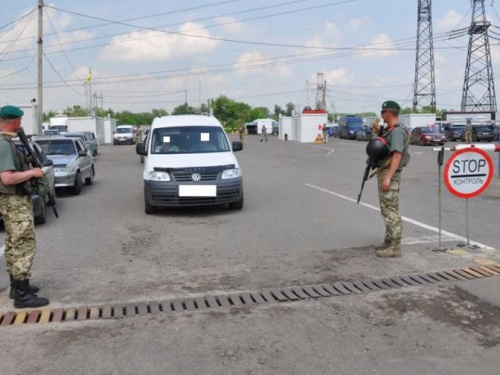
[434,146,445,251]
[37,0,43,136]
[465,198,470,246]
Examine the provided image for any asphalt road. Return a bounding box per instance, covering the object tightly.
[1,134,500,374]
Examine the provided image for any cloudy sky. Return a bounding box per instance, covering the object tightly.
[2,0,500,115]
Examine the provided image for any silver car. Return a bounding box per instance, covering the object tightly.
[34,136,95,195]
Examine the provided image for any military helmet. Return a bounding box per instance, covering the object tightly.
[366,136,389,161]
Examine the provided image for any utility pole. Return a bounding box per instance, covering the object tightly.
[37,0,43,135]
[413,0,436,113]
[461,0,497,112]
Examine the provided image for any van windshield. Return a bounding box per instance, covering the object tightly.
[116,127,133,134]
[151,126,230,154]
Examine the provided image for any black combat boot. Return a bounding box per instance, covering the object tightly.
[9,275,39,299]
[14,279,49,309]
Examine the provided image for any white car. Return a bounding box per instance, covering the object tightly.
[136,115,244,213]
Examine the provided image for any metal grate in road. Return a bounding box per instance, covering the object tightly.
[1,264,499,327]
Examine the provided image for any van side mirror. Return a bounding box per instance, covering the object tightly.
[136,142,147,156]
[78,150,88,157]
[232,141,243,152]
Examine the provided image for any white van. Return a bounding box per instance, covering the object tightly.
[136,115,244,213]
[113,125,135,145]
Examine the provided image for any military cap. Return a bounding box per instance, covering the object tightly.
[381,100,401,111]
[0,105,24,119]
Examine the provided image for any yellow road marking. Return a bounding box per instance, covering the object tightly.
[449,249,470,256]
[39,309,51,324]
[14,311,27,325]
[474,258,499,266]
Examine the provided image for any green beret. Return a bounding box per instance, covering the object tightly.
[381,100,401,111]
[0,105,24,119]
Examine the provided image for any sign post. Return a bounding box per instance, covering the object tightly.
[443,147,494,246]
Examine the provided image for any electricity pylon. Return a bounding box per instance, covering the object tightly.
[413,0,436,113]
[461,0,496,112]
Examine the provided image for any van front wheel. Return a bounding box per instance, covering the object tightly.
[145,199,158,214]
[229,191,244,210]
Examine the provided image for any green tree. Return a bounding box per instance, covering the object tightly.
[172,103,195,115]
[285,102,295,117]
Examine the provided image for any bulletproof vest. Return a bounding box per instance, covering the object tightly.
[0,133,30,195]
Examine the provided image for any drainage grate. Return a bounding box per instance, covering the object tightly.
[1,264,499,327]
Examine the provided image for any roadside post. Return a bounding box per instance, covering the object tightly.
[442,147,494,247]
[434,146,445,252]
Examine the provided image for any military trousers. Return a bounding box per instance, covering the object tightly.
[0,194,36,280]
[377,170,402,244]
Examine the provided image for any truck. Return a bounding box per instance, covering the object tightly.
[338,115,364,139]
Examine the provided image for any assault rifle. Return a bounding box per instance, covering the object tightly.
[17,127,59,218]
[357,158,376,204]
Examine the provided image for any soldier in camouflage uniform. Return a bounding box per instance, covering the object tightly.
[375,101,409,258]
[0,105,50,308]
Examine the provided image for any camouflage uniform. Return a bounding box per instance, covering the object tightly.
[376,124,408,256]
[0,132,36,280]
[261,125,268,142]
[135,127,143,163]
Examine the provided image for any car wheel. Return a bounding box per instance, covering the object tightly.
[34,204,46,225]
[85,165,95,185]
[229,190,244,210]
[145,199,158,214]
[68,171,83,195]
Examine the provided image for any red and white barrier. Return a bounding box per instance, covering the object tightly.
[433,143,500,152]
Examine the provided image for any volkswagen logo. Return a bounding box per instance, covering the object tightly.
[191,173,201,182]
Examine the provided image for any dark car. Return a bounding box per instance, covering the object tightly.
[9,139,56,225]
[64,131,98,156]
[410,126,446,146]
[443,124,466,141]
[471,125,496,142]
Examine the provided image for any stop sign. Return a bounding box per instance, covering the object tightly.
[444,147,493,198]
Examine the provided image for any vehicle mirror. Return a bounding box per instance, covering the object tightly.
[136,142,147,156]
[78,150,88,157]
[232,141,243,152]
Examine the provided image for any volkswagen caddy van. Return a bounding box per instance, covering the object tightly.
[136,115,243,213]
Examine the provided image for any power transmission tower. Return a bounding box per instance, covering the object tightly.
[315,73,326,111]
[413,0,436,113]
[461,0,497,112]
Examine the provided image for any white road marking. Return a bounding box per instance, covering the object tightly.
[305,183,494,250]
[294,142,335,155]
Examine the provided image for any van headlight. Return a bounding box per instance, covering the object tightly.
[148,171,170,181]
[221,169,241,179]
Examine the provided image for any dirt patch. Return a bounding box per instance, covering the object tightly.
[381,285,500,348]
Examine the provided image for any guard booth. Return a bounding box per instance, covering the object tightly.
[291,109,328,143]
[279,115,292,141]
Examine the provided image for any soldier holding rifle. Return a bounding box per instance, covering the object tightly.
[0,105,50,308]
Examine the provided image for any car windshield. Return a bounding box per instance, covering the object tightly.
[475,126,493,131]
[116,128,132,134]
[36,139,76,156]
[421,127,437,133]
[151,126,230,154]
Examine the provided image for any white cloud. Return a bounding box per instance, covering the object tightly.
[213,16,244,33]
[319,68,355,85]
[100,22,221,61]
[349,17,370,29]
[436,10,464,32]
[234,51,292,78]
[357,33,398,58]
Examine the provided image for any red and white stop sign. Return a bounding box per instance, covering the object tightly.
[444,147,493,198]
